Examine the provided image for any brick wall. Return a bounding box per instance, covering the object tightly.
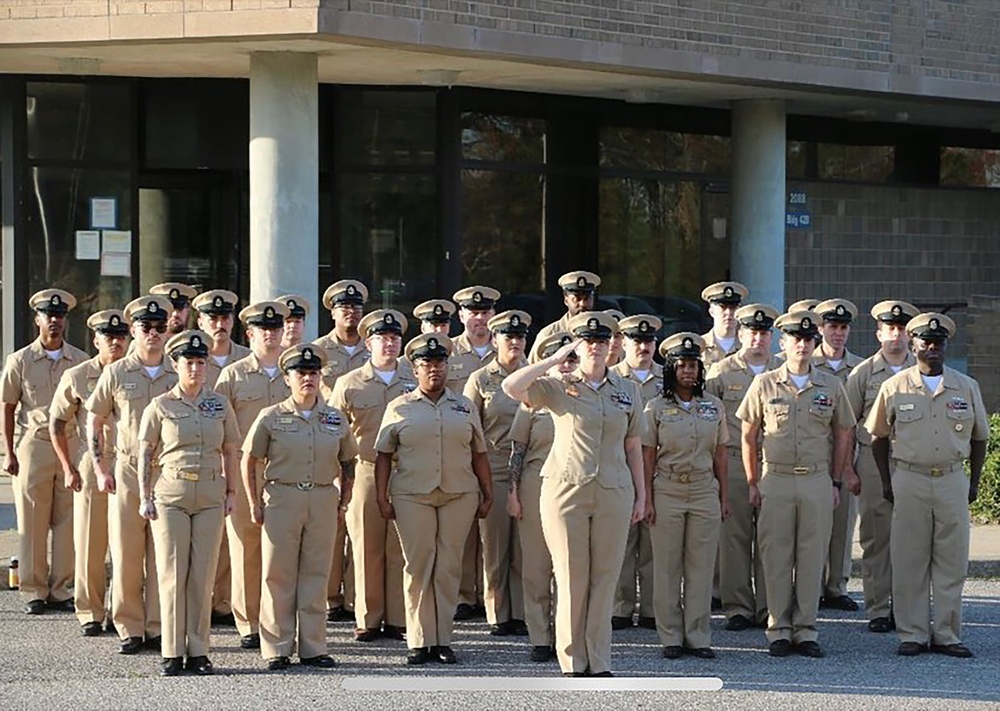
[967,295,1000,413]
[784,182,1000,370]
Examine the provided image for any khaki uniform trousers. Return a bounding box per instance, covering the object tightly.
[542,476,632,675]
[890,463,969,646]
[517,466,553,646]
[260,482,339,659]
[856,444,893,619]
[613,519,653,619]
[393,488,479,648]
[110,459,160,640]
[347,460,405,630]
[458,522,484,607]
[212,528,232,616]
[12,437,74,602]
[74,454,111,624]
[823,482,857,599]
[326,521,354,612]
[757,469,833,644]
[479,470,524,625]
[227,460,262,637]
[719,449,767,623]
[150,470,225,659]
[650,475,721,649]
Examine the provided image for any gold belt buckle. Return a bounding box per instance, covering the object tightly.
[179,471,199,482]
[296,482,314,491]
[793,466,809,475]
[930,467,942,477]
[677,473,689,483]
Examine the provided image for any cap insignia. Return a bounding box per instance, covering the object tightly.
[511,314,520,327]
[724,286,734,297]
[930,318,940,330]
[265,306,275,318]
[213,295,223,308]
[587,317,598,330]
[639,320,649,332]
[303,347,313,360]
[287,299,297,309]
[683,337,693,349]
[472,291,483,303]
[891,304,901,316]
[384,313,394,324]
[191,335,201,348]
[169,288,179,300]
[836,304,846,316]
[433,304,443,316]
[147,301,158,313]
[110,315,120,326]
[802,317,812,330]
[51,294,61,305]
[428,337,439,349]
[577,276,587,288]
[755,310,764,322]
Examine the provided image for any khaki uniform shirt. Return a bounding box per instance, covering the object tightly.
[1,339,88,443]
[526,369,645,488]
[85,352,177,460]
[509,403,555,478]
[330,360,417,464]
[205,343,252,390]
[139,385,240,476]
[447,333,496,392]
[214,353,290,447]
[705,352,784,450]
[313,331,369,394]
[735,364,856,470]
[533,313,573,346]
[811,348,864,384]
[375,388,487,496]
[845,351,916,446]
[50,356,115,464]
[611,361,664,405]
[244,397,359,486]
[643,393,728,483]
[464,359,526,481]
[702,330,740,370]
[863,366,988,467]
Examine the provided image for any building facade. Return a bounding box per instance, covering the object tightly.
[1,1,999,390]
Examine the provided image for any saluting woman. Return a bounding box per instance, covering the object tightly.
[502,312,646,677]
[138,330,240,677]
[643,333,729,660]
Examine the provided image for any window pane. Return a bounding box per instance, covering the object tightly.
[787,140,809,179]
[26,82,132,163]
[337,90,436,166]
[138,188,217,292]
[598,178,715,335]
[817,143,894,182]
[600,128,730,175]
[337,173,438,331]
[940,147,1000,188]
[461,113,546,163]
[460,169,545,327]
[24,167,133,349]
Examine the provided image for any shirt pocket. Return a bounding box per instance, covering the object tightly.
[764,403,790,430]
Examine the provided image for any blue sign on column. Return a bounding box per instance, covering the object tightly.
[786,212,811,229]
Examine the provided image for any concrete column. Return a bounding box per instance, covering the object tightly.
[731,100,786,311]
[249,52,319,339]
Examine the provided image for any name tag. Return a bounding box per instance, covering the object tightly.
[728,384,743,390]
[179,471,199,482]
[665,408,679,416]
[277,416,294,425]
[123,382,136,390]
[899,403,915,412]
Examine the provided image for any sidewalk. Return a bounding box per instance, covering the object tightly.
[0,476,998,590]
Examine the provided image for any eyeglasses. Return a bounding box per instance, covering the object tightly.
[138,321,167,334]
[334,303,363,312]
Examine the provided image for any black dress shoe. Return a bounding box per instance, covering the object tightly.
[795,641,825,658]
[820,595,859,611]
[636,616,656,630]
[590,671,613,677]
[510,619,529,636]
[433,646,457,664]
[686,647,716,659]
[144,635,161,652]
[160,657,183,677]
[355,627,381,642]
[611,616,632,630]
[563,672,586,677]
[326,606,353,623]
[185,656,214,675]
[46,597,75,612]
[931,643,973,658]
[897,641,927,656]
[453,603,474,621]
[868,617,895,633]
[662,645,684,659]
[105,619,117,635]
[240,633,261,649]
[210,611,236,627]
[768,639,792,657]
[471,604,487,619]
[300,654,337,668]
[266,656,291,671]
[489,621,513,636]
[119,636,144,655]
[530,645,553,662]
[406,647,431,665]
[725,614,751,631]
[382,624,406,641]
[81,621,103,637]
[24,599,46,615]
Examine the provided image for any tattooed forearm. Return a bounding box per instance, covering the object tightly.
[86,413,105,464]
[138,442,154,501]
[508,442,527,493]
[340,459,356,488]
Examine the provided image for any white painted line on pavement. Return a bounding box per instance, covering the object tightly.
[342,676,724,691]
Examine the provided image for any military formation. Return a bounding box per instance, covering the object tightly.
[1,271,986,677]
